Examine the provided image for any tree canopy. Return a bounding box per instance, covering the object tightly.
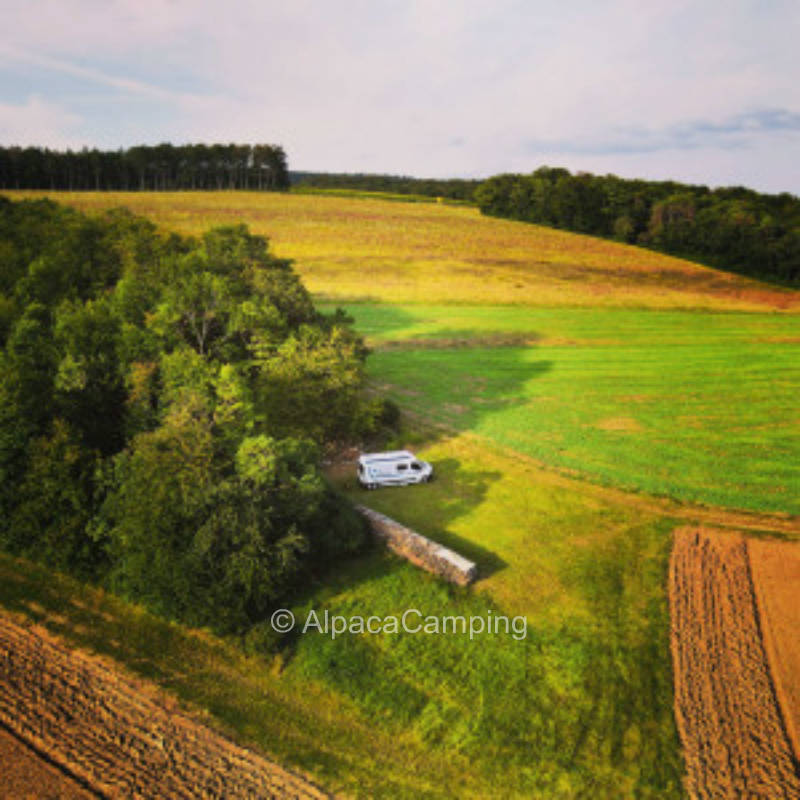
[290,171,480,202]
[475,167,800,285]
[0,196,377,635]
[0,143,289,192]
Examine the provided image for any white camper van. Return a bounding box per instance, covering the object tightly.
[357,451,433,489]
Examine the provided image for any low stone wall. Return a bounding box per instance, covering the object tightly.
[355,505,477,586]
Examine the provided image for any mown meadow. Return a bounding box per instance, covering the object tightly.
[332,304,800,514]
[3,189,799,797]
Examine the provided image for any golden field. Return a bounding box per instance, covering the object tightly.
[7,190,799,311]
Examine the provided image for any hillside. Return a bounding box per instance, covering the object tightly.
[7,190,799,311]
[1,190,799,798]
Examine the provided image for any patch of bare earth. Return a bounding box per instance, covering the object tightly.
[0,725,96,799]
[669,527,800,798]
[749,538,800,762]
[593,416,642,432]
[0,613,328,799]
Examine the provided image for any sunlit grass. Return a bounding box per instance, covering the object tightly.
[336,303,800,514]
[0,432,684,798]
[7,190,798,311]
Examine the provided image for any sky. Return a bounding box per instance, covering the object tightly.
[1,0,799,194]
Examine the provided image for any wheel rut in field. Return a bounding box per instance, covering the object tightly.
[378,409,800,538]
[669,527,800,799]
[0,613,329,799]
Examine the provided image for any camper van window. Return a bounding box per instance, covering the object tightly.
[397,463,407,471]
[411,462,421,471]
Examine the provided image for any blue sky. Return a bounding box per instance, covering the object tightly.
[1,0,799,193]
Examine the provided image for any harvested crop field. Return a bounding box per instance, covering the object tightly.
[669,527,800,799]
[8,190,799,311]
[0,613,327,799]
[750,537,800,762]
[0,725,95,799]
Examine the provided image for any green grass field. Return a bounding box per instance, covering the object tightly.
[331,303,800,514]
[3,190,800,797]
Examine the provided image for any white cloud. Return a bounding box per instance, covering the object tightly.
[0,0,204,58]
[0,0,798,191]
[0,95,82,148]
[0,45,185,100]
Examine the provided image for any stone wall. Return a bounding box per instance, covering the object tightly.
[355,505,478,586]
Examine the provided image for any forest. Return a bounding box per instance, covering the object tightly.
[0,195,387,639]
[290,170,480,201]
[475,167,800,285]
[0,143,289,192]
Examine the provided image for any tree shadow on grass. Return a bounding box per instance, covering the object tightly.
[394,456,509,579]
[328,304,555,584]
[369,347,552,439]
[330,453,512,582]
[318,300,422,341]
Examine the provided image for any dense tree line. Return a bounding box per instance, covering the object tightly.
[290,171,480,202]
[475,167,800,285]
[0,144,289,192]
[0,196,387,637]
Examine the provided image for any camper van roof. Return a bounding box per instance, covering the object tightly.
[359,451,415,463]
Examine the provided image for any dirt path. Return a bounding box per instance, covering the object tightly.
[669,527,800,799]
[0,613,329,799]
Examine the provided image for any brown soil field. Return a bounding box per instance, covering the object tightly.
[0,725,96,799]
[0,613,328,799]
[669,527,800,799]
[749,537,800,762]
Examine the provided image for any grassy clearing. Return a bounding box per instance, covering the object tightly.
[0,432,683,798]
[333,303,800,514]
[6,190,797,311]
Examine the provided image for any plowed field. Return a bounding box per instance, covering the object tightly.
[0,614,328,799]
[0,725,96,799]
[669,527,800,799]
[749,537,800,762]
